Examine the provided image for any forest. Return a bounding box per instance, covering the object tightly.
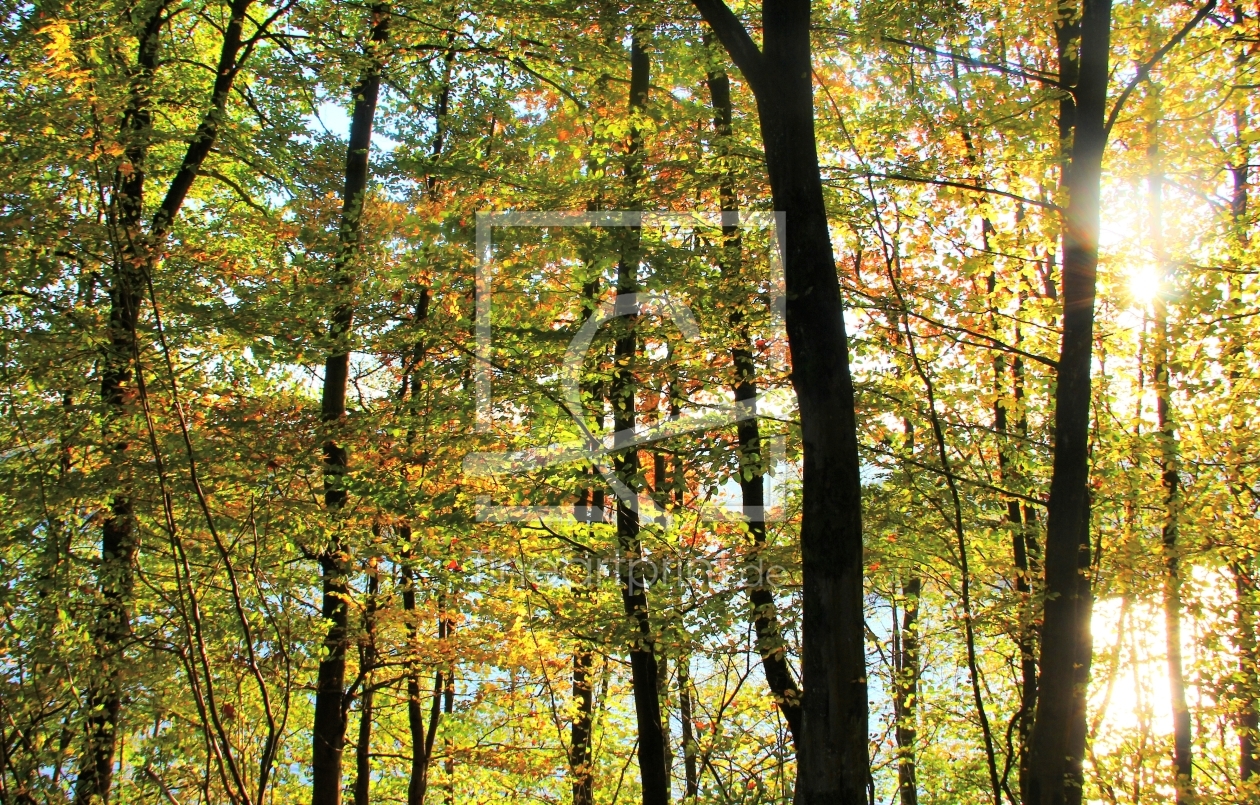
[1,0,1258,803]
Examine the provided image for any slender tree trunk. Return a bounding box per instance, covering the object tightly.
[1027,2,1110,803]
[1235,564,1259,784]
[990,264,1038,803]
[888,263,1001,805]
[890,418,920,805]
[609,32,670,805]
[312,8,390,805]
[571,649,596,805]
[570,242,602,805]
[442,655,454,805]
[704,47,803,747]
[693,2,868,799]
[893,574,921,805]
[1146,100,1194,805]
[77,0,256,799]
[678,657,699,800]
[353,568,380,805]
[401,562,444,805]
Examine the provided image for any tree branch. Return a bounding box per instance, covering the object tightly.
[843,171,1063,213]
[875,32,1066,89]
[1103,0,1217,138]
[691,0,766,94]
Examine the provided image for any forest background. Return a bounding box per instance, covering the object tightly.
[2,0,1258,804]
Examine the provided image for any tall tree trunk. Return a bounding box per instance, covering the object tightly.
[891,418,920,805]
[887,259,1001,805]
[353,567,380,805]
[1027,1,1110,803]
[678,657,699,799]
[570,238,603,805]
[312,8,390,805]
[609,32,670,805]
[693,2,869,799]
[1147,98,1193,805]
[704,45,803,747]
[1235,565,1259,785]
[401,562,444,805]
[571,649,596,805]
[77,0,256,799]
[990,266,1038,803]
[893,574,921,805]
[76,7,165,793]
[446,609,461,805]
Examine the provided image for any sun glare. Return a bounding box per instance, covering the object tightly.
[1128,264,1162,305]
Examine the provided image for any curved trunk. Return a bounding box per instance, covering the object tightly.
[692,2,868,799]
[704,50,803,747]
[311,8,391,805]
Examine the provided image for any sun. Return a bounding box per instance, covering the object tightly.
[1128,263,1163,305]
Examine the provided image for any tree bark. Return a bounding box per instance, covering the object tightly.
[1235,565,1259,785]
[571,649,596,805]
[991,271,1038,804]
[704,46,803,748]
[692,2,868,800]
[401,562,444,805]
[77,0,256,799]
[678,657,699,799]
[312,8,390,805]
[353,567,380,805]
[893,575,920,805]
[609,32,671,805]
[1027,2,1110,804]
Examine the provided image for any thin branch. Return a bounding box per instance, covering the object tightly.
[874,32,1066,89]
[1103,0,1217,138]
[845,171,1063,214]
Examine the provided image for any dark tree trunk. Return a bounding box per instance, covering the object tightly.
[1234,564,1259,785]
[401,561,444,805]
[312,8,390,805]
[990,271,1038,802]
[569,228,603,805]
[693,2,868,800]
[353,568,380,805]
[889,260,1001,805]
[571,649,595,805]
[893,576,920,805]
[704,49,803,748]
[609,33,671,805]
[442,639,454,805]
[77,1,255,799]
[678,657,699,799]
[1026,2,1110,804]
[891,419,920,805]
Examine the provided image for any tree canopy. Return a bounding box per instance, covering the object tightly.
[1,0,1258,804]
